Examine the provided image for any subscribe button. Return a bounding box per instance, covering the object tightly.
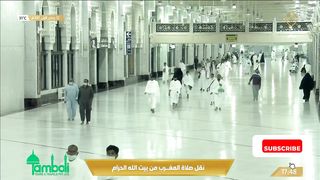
[253,135,309,157]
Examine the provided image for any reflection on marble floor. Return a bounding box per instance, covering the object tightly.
[1,60,319,180]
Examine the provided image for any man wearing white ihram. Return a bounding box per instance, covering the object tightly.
[144,75,160,113]
[198,66,207,92]
[271,50,276,61]
[211,74,225,111]
[182,71,194,99]
[162,62,169,84]
[66,144,96,180]
[169,77,182,108]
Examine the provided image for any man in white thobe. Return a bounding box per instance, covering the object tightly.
[179,61,186,76]
[206,74,216,106]
[169,77,182,108]
[198,67,206,92]
[182,71,194,99]
[66,144,95,180]
[244,58,252,75]
[232,54,237,64]
[64,79,79,121]
[162,62,169,84]
[144,76,160,113]
[205,59,211,79]
[271,50,276,61]
[252,53,258,67]
[217,62,223,78]
[222,61,232,77]
[251,54,259,70]
[301,61,312,75]
[284,49,288,60]
[211,74,225,111]
[258,52,262,63]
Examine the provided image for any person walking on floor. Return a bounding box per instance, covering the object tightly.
[244,57,252,75]
[206,74,216,106]
[212,74,225,111]
[162,62,169,84]
[179,61,187,76]
[198,66,206,92]
[78,79,94,125]
[299,67,314,102]
[248,69,262,101]
[169,77,182,109]
[194,56,199,71]
[182,71,194,99]
[64,79,79,121]
[271,50,276,61]
[205,59,211,79]
[144,75,160,113]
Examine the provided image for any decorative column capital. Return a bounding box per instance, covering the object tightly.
[44,43,54,51]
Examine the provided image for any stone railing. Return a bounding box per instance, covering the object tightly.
[276,22,312,32]
[220,23,245,32]
[155,23,190,32]
[249,23,273,32]
[154,22,312,33]
[193,23,216,32]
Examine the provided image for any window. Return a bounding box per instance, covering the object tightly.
[40,51,47,90]
[51,22,64,88]
[51,52,63,88]
[67,38,74,82]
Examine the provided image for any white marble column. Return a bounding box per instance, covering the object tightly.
[23,1,39,99]
[134,48,139,75]
[198,44,203,61]
[213,44,219,58]
[73,50,79,85]
[206,44,211,59]
[63,50,68,86]
[46,50,52,89]
[81,1,90,80]
[157,45,161,73]
[108,48,115,81]
[89,49,97,85]
[99,48,108,83]
[99,27,108,82]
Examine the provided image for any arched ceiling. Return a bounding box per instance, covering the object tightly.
[157,0,319,22]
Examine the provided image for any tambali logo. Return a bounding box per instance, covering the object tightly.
[26,150,69,176]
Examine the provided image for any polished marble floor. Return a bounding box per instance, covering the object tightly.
[1,59,319,180]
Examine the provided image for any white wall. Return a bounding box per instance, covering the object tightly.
[24,1,38,99]
[141,1,155,75]
[150,32,312,44]
[115,1,125,80]
[1,1,25,115]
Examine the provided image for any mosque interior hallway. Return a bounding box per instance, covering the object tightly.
[1,59,319,180]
